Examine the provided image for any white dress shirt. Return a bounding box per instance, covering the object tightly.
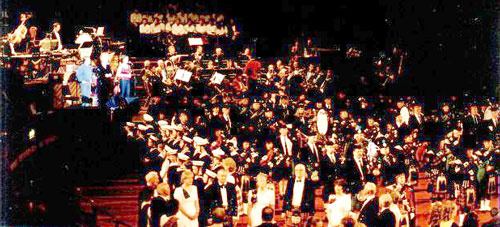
[220,184,228,207]
[308,142,319,160]
[292,177,305,207]
[327,152,336,163]
[280,136,292,156]
[355,158,364,180]
[223,114,232,129]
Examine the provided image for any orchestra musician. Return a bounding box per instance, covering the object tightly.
[303,37,316,58]
[211,46,225,69]
[46,22,63,51]
[8,12,31,55]
[95,52,113,109]
[141,60,155,97]
[192,46,206,65]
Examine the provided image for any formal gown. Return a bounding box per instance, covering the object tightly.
[173,185,199,227]
[249,187,275,227]
[325,193,352,227]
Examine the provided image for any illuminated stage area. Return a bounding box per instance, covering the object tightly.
[0,0,498,227]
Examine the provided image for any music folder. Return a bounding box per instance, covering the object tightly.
[174,69,193,82]
[96,27,105,36]
[39,39,59,52]
[187,37,204,46]
[210,72,225,84]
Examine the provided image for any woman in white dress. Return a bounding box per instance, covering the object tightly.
[325,178,352,227]
[248,173,275,227]
[173,170,200,227]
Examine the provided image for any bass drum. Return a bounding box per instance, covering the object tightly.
[317,109,329,135]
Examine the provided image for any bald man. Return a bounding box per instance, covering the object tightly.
[283,164,315,215]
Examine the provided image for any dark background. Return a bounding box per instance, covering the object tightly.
[1,0,499,225]
[3,0,499,95]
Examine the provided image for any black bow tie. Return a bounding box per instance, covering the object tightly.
[220,184,226,188]
[296,179,302,183]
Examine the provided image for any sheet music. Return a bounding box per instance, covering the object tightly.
[210,72,225,84]
[174,69,192,82]
[188,37,204,46]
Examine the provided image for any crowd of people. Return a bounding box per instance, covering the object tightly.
[70,6,500,227]
[129,5,240,57]
[134,43,335,101]
[130,9,237,39]
[123,92,499,227]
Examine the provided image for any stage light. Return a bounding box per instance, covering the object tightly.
[37,203,47,214]
[27,201,34,213]
[336,91,346,101]
[28,128,35,141]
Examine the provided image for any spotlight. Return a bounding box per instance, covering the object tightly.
[27,201,34,213]
[37,203,47,214]
[336,91,346,101]
[28,128,36,141]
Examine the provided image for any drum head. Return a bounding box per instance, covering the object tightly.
[317,109,329,135]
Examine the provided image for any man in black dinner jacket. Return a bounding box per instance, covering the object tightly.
[377,194,396,227]
[357,182,379,227]
[283,163,315,217]
[204,167,237,227]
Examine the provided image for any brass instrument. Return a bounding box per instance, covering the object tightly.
[162,60,177,86]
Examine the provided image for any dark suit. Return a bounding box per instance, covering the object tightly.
[346,158,367,194]
[306,142,321,164]
[482,119,499,135]
[321,153,348,201]
[377,209,396,227]
[94,63,112,109]
[283,178,314,214]
[463,115,481,148]
[167,165,181,188]
[194,177,207,227]
[277,104,294,120]
[358,196,379,227]
[150,197,178,227]
[221,113,235,134]
[204,181,238,217]
[320,152,340,188]
[139,186,155,204]
[409,114,424,130]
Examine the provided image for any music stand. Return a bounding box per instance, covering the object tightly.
[210,72,225,84]
[96,27,105,36]
[39,39,59,53]
[187,37,204,46]
[174,69,193,82]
